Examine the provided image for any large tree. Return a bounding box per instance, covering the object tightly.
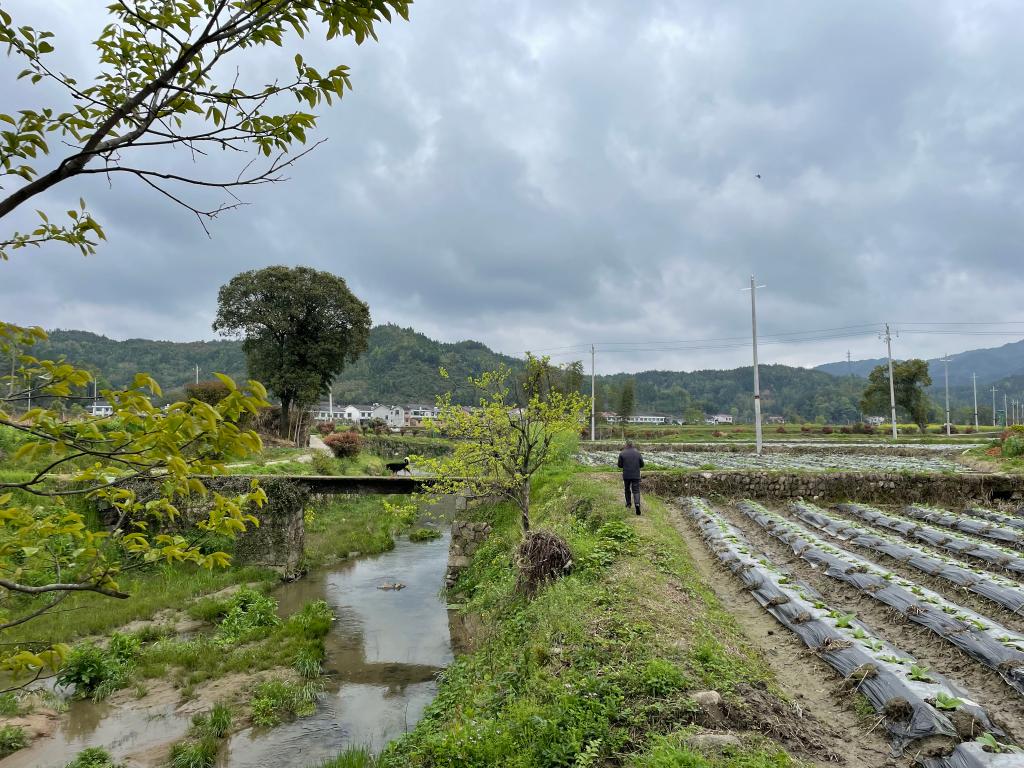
[0,322,267,688]
[213,266,371,438]
[0,0,410,258]
[860,359,933,431]
[618,379,636,423]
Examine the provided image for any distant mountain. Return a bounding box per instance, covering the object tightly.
[816,338,1024,387]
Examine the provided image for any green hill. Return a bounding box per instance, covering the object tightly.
[25,325,869,421]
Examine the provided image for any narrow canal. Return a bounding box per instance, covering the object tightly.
[2,530,457,767]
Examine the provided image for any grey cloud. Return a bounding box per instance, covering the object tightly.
[2,0,1023,373]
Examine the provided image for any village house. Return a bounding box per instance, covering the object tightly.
[705,414,734,425]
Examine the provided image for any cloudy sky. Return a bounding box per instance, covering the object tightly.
[3,0,1024,373]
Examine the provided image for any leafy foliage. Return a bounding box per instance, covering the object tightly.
[323,431,362,458]
[860,359,933,430]
[213,588,280,646]
[0,1,411,259]
[214,266,371,438]
[0,322,268,687]
[64,747,124,768]
[250,678,321,727]
[416,355,590,531]
[0,724,26,758]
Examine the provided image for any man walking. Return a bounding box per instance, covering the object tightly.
[617,440,644,515]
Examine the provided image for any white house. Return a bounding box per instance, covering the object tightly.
[310,402,348,422]
[627,414,669,425]
[705,414,734,425]
[404,404,438,427]
[87,402,114,417]
[865,415,886,426]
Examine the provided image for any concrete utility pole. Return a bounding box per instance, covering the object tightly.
[328,388,333,419]
[847,350,852,378]
[993,386,999,427]
[195,364,200,385]
[942,354,951,436]
[881,324,898,440]
[590,344,596,442]
[744,276,766,455]
[972,372,979,430]
[1005,393,1009,428]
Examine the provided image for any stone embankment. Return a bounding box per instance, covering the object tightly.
[643,471,1024,505]
[446,520,492,588]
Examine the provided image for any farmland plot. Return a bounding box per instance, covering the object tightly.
[577,449,965,473]
[673,497,1024,764]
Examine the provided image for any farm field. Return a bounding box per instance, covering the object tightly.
[671,497,1024,764]
[577,449,968,473]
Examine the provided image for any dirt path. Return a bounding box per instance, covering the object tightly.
[715,501,1024,746]
[665,502,899,767]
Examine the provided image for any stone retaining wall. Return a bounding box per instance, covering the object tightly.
[584,441,975,457]
[643,471,1024,505]
[446,520,492,588]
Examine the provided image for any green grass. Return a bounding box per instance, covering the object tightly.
[0,725,26,758]
[316,747,379,768]
[64,747,125,768]
[250,678,322,727]
[302,495,410,567]
[366,465,790,768]
[628,731,796,767]
[409,527,442,542]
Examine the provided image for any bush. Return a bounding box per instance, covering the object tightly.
[0,725,26,758]
[215,588,280,646]
[56,642,133,699]
[0,693,20,717]
[185,380,231,406]
[316,420,336,436]
[323,431,361,458]
[409,527,442,542]
[775,426,787,433]
[310,452,338,475]
[839,425,852,434]
[1004,435,1024,458]
[170,735,220,768]
[851,422,876,435]
[65,747,124,768]
[821,425,833,434]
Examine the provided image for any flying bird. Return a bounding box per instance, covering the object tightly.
[755,173,762,179]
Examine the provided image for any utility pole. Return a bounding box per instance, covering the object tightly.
[1005,393,1009,428]
[846,350,852,378]
[744,275,766,455]
[195,364,200,385]
[590,344,596,442]
[328,387,333,420]
[881,324,898,440]
[942,354,951,436]
[993,386,998,427]
[972,372,979,430]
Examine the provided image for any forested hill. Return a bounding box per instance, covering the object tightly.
[28,325,519,405]
[598,366,863,424]
[27,325,865,420]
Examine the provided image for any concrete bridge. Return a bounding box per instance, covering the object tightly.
[205,474,462,575]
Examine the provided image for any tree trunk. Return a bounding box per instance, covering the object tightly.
[519,479,531,532]
[279,395,292,438]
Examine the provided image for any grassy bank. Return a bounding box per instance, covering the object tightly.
[339,467,808,768]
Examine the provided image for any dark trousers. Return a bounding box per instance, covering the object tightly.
[623,478,640,507]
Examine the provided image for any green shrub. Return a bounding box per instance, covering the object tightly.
[1003,435,1024,458]
[640,658,689,696]
[0,725,26,758]
[294,647,324,679]
[311,452,339,475]
[65,747,124,768]
[409,527,442,542]
[283,599,333,638]
[0,692,21,716]
[215,588,280,645]
[56,643,132,700]
[250,679,321,727]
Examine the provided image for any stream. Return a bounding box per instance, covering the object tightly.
[2,529,459,768]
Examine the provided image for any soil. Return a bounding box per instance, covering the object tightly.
[716,501,1024,746]
[665,504,899,767]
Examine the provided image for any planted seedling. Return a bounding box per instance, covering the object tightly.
[975,732,1023,754]
[934,692,963,711]
[834,613,856,629]
[908,665,934,683]
[852,627,868,640]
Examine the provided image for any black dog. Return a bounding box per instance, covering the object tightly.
[385,457,410,475]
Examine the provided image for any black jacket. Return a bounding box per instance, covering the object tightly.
[617,447,644,480]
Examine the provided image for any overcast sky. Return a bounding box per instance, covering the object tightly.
[3,1,1024,373]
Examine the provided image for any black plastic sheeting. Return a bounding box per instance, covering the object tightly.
[965,507,1024,533]
[903,506,1024,549]
[921,741,1024,768]
[684,497,978,755]
[838,504,1024,579]
[738,501,1024,697]
[791,502,1024,617]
